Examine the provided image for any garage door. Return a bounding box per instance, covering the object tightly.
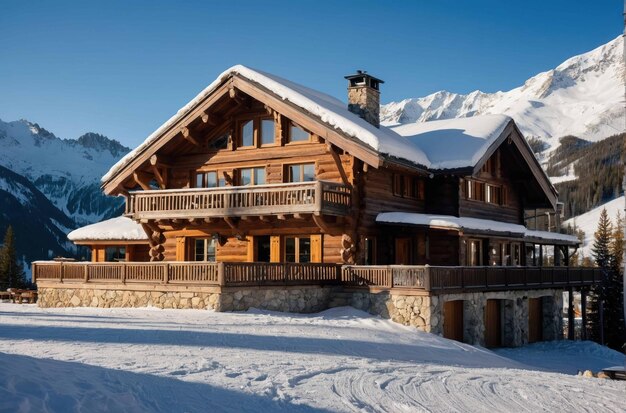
[528,297,543,343]
[443,300,464,342]
[484,299,502,348]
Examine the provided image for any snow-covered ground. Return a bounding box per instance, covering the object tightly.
[0,304,624,412]
[563,195,625,259]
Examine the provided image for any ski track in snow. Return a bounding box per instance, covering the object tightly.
[0,304,624,412]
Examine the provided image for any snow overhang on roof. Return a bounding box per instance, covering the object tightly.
[101,65,432,185]
[67,216,148,243]
[389,114,512,170]
[376,212,579,245]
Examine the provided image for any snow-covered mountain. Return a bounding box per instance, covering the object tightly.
[381,35,625,147]
[0,119,127,226]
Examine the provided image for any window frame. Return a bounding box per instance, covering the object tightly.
[195,170,225,188]
[105,246,126,262]
[193,238,217,262]
[286,163,315,183]
[237,116,277,149]
[287,121,311,144]
[284,235,312,263]
[238,166,266,186]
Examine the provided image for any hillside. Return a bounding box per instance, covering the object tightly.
[563,195,625,259]
[0,164,84,266]
[381,35,624,146]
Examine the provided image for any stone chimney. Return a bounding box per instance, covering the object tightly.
[345,70,384,128]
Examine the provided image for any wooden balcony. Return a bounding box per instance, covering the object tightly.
[125,181,351,220]
[33,261,603,294]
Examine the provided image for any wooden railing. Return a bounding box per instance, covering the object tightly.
[125,181,351,220]
[32,262,603,293]
[32,262,221,285]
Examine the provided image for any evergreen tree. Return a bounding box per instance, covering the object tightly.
[0,226,27,290]
[605,212,625,350]
[588,209,612,342]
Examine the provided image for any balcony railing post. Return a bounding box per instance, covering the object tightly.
[121,264,126,284]
[163,263,169,284]
[315,181,323,214]
[217,262,225,286]
[32,263,37,284]
[423,266,431,292]
[60,262,65,283]
[83,264,88,282]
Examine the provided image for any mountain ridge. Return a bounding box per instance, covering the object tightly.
[381,35,625,147]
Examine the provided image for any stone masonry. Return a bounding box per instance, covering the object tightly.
[38,285,564,347]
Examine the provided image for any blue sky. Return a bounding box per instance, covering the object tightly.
[0,1,622,148]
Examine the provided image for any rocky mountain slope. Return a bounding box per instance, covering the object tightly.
[0,119,127,226]
[381,35,625,148]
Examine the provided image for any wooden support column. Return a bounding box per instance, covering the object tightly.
[326,143,350,186]
[149,155,167,189]
[580,287,587,340]
[181,127,199,146]
[567,287,575,340]
[133,171,152,190]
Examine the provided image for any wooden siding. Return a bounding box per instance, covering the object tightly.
[484,299,502,348]
[443,300,464,342]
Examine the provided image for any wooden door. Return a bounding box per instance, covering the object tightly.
[528,297,543,343]
[484,299,502,347]
[395,238,411,265]
[443,300,464,342]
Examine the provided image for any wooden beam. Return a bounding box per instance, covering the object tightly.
[224,217,245,239]
[149,156,166,189]
[326,143,350,186]
[133,171,152,190]
[312,214,330,233]
[188,218,200,226]
[293,213,304,220]
[204,217,215,224]
[277,214,287,221]
[201,111,216,125]
[181,127,199,146]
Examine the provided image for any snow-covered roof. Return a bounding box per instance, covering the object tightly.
[389,115,512,170]
[67,216,148,242]
[102,65,431,183]
[376,212,579,244]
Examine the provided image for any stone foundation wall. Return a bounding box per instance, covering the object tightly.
[431,289,563,346]
[37,284,564,347]
[221,286,333,313]
[38,287,221,310]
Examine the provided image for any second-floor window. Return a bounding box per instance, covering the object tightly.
[288,163,315,182]
[239,167,266,186]
[392,174,424,200]
[466,179,506,205]
[196,171,225,188]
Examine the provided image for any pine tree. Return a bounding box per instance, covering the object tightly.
[588,208,612,342]
[0,226,27,290]
[605,212,625,350]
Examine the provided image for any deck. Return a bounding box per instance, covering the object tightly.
[125,181,352,220]
[32,261,602,294]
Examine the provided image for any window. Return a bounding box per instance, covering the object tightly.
[486,184,502,205]
[195,171,225,188]
[393,174,424,200]
[288,163,315,182]
[194,238,216,262]
[260,119,275,146]
[285,236,311,263]
[105,246,126,262]
[466,179,486,201]
[240,120,254,147]
[208,133,229,150]
[239,167,266,186]
[481,158,494,175]
[467,239,482,266]
[289,122,310,142]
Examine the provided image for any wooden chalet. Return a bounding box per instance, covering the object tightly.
[34,66,601,347]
